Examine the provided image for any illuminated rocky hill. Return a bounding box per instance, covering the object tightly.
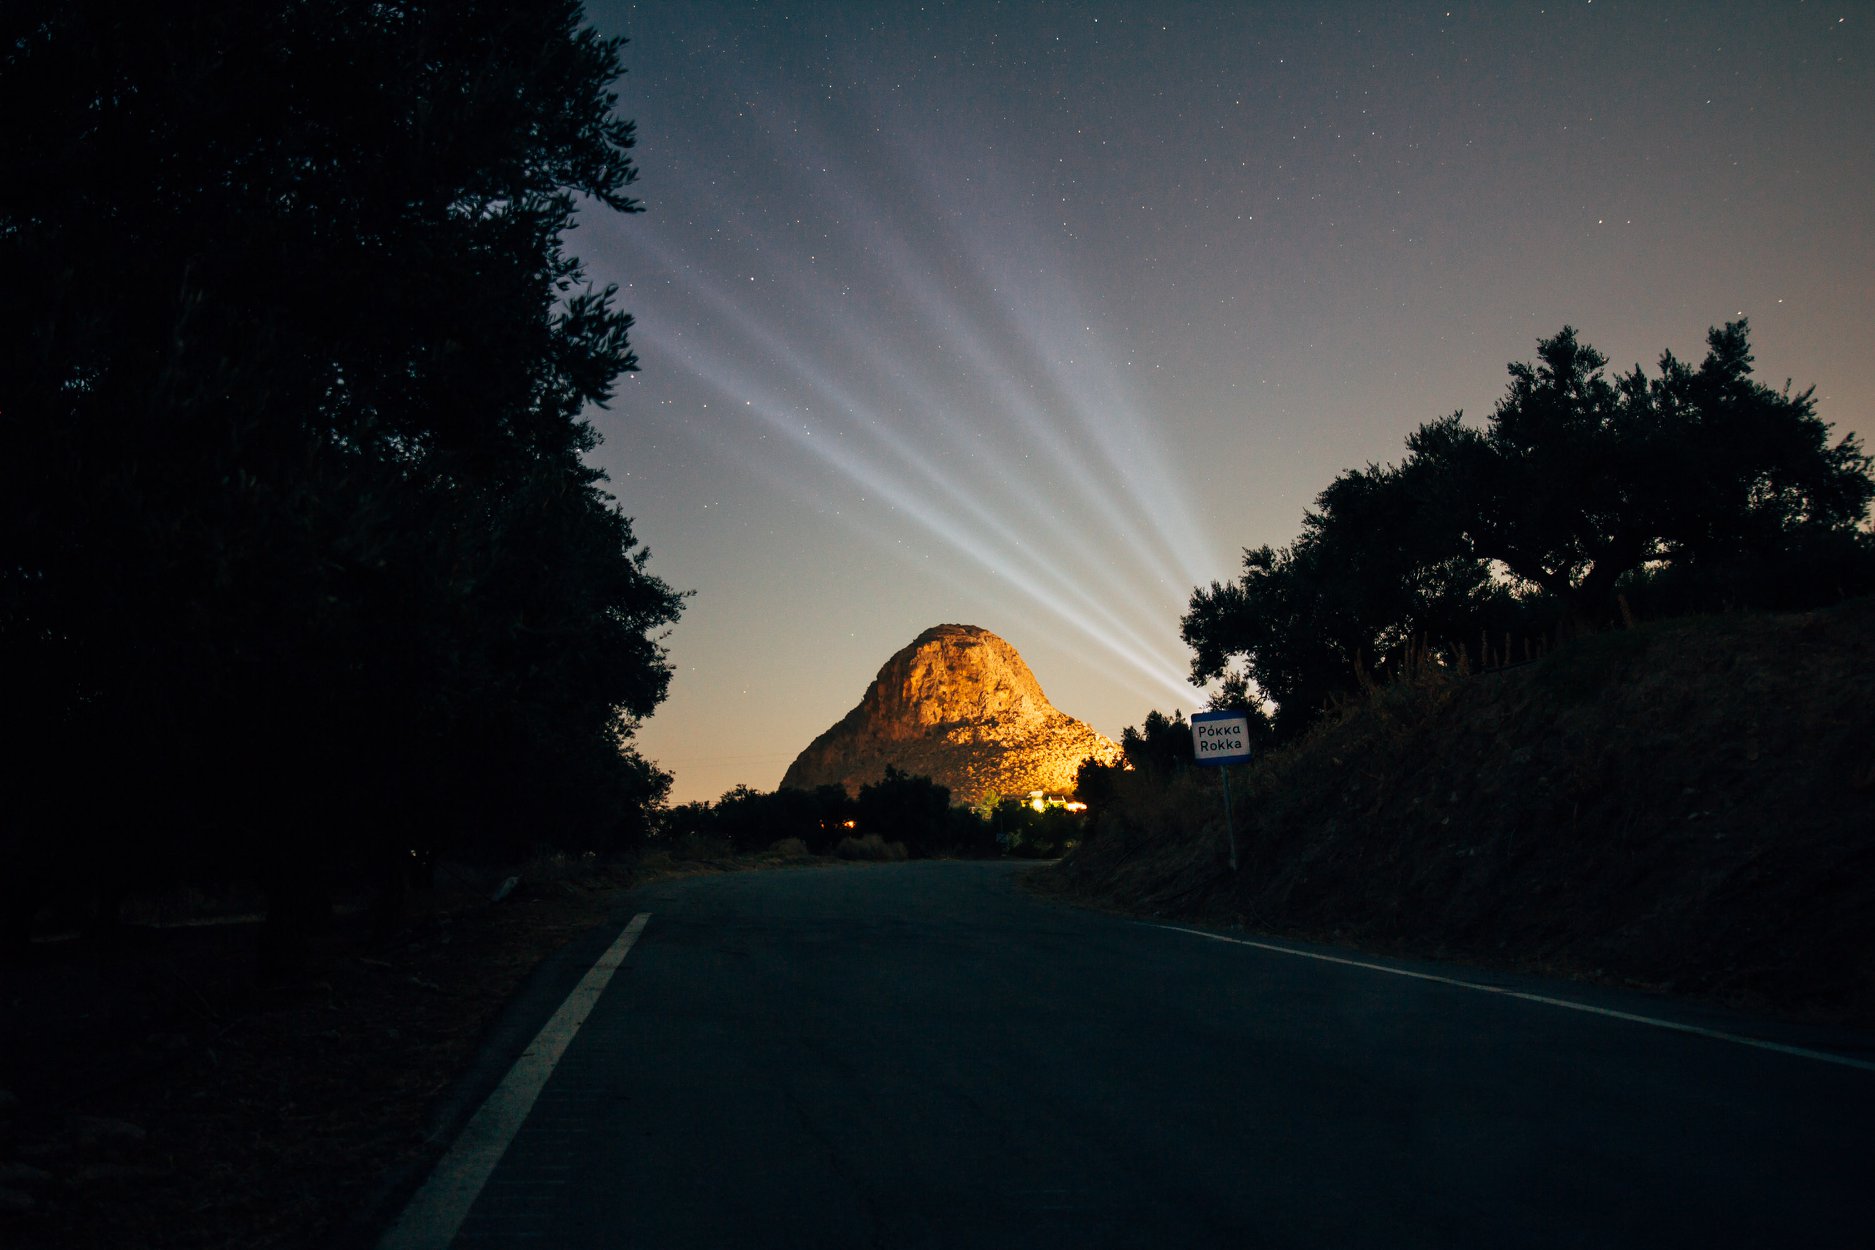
[781,624,1122,807]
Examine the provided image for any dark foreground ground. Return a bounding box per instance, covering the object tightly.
[0,852,768,1250]
[11,855,1875,1248]
[401,861,1874,1249]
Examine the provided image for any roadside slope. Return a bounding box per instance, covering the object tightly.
[1048,598,1875,1023]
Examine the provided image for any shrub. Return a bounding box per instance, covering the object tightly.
[834,834,908,862]
[856,767,952,857]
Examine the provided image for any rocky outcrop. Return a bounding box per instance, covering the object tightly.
[781,624,1122,807]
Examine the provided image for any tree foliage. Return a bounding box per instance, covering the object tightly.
[665,774,997,859]
[1413,323,1873,630]
[982,798,1084,859]
[1120,709,1196,774]
[704,784,858,855]
[1184,323,1873,740]
[0,0,682,959]
[857,767,993,858]
[1184,459,1524,739]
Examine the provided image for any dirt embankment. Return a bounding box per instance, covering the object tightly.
[1048,598,1875,1024]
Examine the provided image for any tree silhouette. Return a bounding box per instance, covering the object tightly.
[857,767,956,857]
[0,0,682,965]
[1183,323,1872,739]
[1185,458,1517,739]
[1120,709,1196,773]
[1414,322,1872,633]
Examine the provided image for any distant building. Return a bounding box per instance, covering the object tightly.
[1025,790,1087,813]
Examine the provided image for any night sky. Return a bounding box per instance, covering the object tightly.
[574,1,1873,804]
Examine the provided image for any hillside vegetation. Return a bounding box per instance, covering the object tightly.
[1050,598,1875,1024]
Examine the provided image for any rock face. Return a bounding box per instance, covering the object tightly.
[781,624,1122,807]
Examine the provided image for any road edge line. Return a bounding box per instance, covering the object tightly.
[1148,922,1875,1074]
[377,911,653,1250]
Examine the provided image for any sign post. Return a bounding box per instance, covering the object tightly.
[1190,709,1254,871]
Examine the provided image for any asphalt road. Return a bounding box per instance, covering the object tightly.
[392,861,1875,1248]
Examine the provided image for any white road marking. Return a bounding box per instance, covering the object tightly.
[378,912,653,1250]
[1149,922,1875,1074]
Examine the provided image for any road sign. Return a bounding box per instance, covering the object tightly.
[1190,709,1253,766]
[1189,710,1253,871]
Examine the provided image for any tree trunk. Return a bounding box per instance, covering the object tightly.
[1564,539,1645,637]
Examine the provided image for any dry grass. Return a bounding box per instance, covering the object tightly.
[1050,598,1875,1025]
